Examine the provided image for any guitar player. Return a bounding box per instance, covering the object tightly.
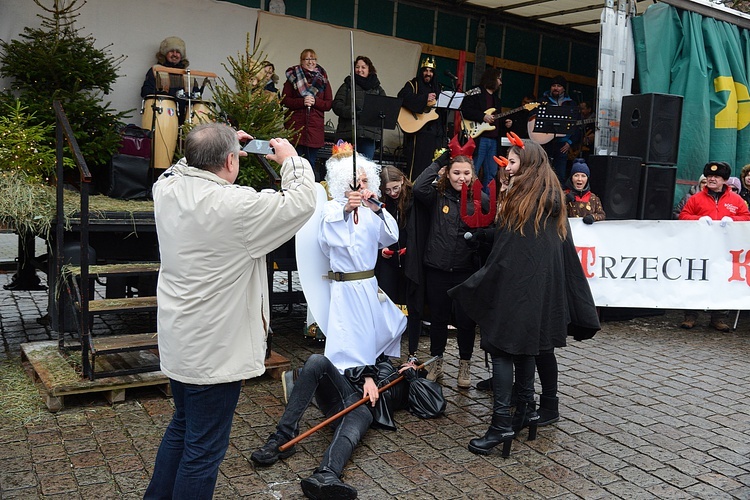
[539,75,581,183]
[397,56,444,180]
[460,68,505,193]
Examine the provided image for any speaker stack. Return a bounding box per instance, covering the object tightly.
[587,155,642,220]
[619,93,683,165]
[590,93,682,220]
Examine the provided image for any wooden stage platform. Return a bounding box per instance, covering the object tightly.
[21,341,290,412]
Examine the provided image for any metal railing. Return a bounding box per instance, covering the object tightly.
[53,100,93,376]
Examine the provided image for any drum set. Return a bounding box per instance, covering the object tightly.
[140,65,218,170]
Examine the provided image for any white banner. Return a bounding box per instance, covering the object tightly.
[569,219,750,310]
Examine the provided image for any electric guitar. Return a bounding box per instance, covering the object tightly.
[461,102,540,138]
[527,116,596,145]
[397,99,439,134]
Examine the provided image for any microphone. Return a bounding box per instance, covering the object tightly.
[444,70,459,81]
[365,196,385,209]
[464,231,474,241]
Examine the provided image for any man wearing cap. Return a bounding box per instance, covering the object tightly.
[140,36,198,124]
[678,161,750,331]
[539,75,580,183]
[397,57,445,180]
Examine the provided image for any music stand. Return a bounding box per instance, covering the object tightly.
[360,95,402,164]
[532,105,577,134]
[437,90,464,110]
[437,91,465,144]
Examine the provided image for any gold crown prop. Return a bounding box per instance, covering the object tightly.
[420,56,437,69]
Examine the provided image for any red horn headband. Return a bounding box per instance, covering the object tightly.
[448,135,477,158]
[506,132,524,149]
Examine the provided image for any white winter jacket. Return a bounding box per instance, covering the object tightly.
[153,156,316,384]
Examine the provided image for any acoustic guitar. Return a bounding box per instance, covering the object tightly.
[527,116,596,145]
[397,100,439,134]
[461,102,540,138]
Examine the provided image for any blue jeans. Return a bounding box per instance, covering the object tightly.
[474,137,498,194]
[544,140,568,184]
[276,354,372,476]
[144,379,242,500]
[297,146,321,180]
[356,138,376,160]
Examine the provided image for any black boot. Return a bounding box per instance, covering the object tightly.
[300,467,357,499]
[512,401,540,441]
[537,395,559,426]
[468,414,514,457]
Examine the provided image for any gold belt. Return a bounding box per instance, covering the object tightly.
[327,270,375,282]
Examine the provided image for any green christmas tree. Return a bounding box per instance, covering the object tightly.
[208,35,295,187]
[0,0,129,173]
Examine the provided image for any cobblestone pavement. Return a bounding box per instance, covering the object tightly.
[1,269,749,499]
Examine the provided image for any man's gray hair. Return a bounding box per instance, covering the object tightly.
[185,123,239,173]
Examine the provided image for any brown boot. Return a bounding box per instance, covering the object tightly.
[457,360,471,389]
[680,312,697,329]
[710,320,730,332]
[426,356,444,382]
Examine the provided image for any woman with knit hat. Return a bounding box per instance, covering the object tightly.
[564,158,606,224]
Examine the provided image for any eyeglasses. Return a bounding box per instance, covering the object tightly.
[384,185,401,195]
[303,58,317,61]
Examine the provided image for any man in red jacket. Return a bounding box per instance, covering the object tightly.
[678,161,750,331]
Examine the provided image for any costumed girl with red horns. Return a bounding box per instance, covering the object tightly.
[410,135,493,389]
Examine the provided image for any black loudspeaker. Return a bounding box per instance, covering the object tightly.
[587,155,642,220]
[638,165,677,220]
[619,93,683,165]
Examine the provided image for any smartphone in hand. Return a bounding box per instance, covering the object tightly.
[242,139,274,155]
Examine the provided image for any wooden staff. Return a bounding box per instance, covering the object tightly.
[278,356,438,451]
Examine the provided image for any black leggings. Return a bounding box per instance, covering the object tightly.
[424,267,476,360]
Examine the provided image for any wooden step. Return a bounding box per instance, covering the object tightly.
[89,333,160,380]
[64,262,160,279]
[87,296,157,314]
[91,332,158,355]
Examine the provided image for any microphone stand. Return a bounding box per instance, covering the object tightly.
[378,110,386,164]
[146,98,160,185]
[442,77,459,146]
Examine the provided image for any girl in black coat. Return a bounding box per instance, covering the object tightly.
[413,153,489,389]
[450,138,599,457]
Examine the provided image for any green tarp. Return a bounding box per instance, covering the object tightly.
[632,3,750,201]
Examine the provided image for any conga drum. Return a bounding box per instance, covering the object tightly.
[141,95,179,170]
[186,100,215,125]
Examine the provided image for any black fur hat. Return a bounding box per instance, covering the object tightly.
[703,161,731,180]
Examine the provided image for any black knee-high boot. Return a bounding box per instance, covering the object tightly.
[468,354,514,457]
[535,350,559,426]
[512,355,539,440]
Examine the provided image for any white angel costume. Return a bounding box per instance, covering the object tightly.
[318,153,406,372]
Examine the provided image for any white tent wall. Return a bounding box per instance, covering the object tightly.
[0,2,421,153]
[0,0,258,124]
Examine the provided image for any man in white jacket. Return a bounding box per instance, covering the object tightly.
[144,123,316,499]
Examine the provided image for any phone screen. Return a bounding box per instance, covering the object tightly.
[242,139,274,155]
